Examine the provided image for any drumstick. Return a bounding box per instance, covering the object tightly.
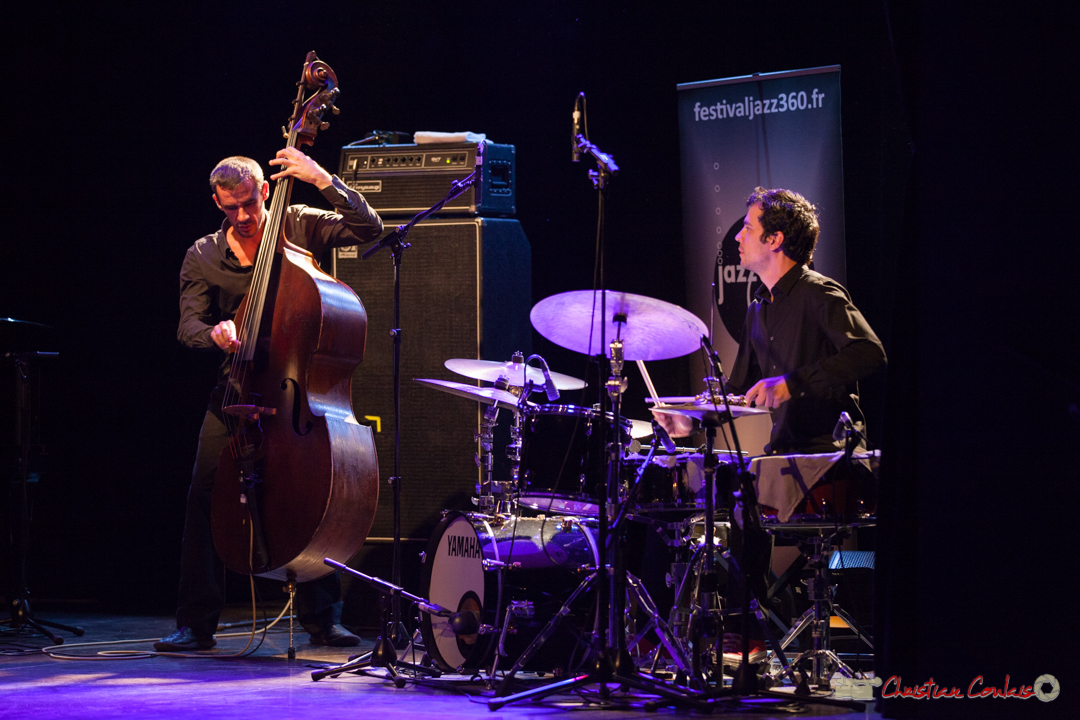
[635,360,666,407]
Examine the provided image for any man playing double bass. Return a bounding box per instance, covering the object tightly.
[157,149,383,652]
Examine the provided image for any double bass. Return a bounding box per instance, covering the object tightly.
[210,52,379,583]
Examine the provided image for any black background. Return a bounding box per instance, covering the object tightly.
[2,2,1076,717]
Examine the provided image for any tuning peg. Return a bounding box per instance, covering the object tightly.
[319,122,330,131]
[331,105,340,115]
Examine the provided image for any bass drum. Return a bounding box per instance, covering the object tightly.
[419,512,598,673]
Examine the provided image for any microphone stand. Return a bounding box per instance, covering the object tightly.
[344,130,411,146]
[349,144,484,683]
[492,103,699,711]
[311,559,443,686]
[1,349,84,644]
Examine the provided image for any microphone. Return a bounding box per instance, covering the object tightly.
[831,411,859,443]
[571,92,584,162]
[651,420,678,454]
[540,359,560,402]
[419,602,481,636]
[417,601,453,617]
[700,334,726,379]
[450,611,480,636]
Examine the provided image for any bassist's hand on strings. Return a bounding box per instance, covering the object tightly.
[210,320,240,353]
[268,147,334,190]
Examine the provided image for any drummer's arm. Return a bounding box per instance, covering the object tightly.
[651,410,695,438]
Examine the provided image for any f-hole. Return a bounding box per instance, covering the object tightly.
[281,378,313,436]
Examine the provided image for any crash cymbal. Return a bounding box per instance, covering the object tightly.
[443,359,586,391]
[530,290,707,361]
[414,378,526,411]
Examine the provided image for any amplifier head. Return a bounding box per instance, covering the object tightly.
[338,141,515,218]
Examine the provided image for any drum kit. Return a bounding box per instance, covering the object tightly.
[362,290,796,687]
[315,289,876,710]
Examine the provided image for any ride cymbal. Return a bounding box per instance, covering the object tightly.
[530,290,707,361]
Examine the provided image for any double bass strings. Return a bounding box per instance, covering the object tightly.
[222,126,300,456]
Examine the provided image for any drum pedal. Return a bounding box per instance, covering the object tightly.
[508,600,535,618]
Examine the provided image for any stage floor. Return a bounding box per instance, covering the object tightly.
[2,606,878,719]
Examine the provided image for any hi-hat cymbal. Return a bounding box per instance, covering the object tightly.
[530,290,708,361]
[652,403,770,421]
[644,395,700,405]
[414,378,526,411]
[443,359,586,391]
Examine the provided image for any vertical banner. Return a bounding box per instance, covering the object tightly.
[677,66,845,451]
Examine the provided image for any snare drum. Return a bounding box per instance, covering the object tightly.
[624,452,738,512]
[419,512,598,673]
[518,405,631,516]
[625,453,697,509]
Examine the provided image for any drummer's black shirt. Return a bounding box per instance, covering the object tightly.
[177,177,383,409]
[728,264,886,454]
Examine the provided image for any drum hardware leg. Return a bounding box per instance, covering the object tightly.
[624,572,698,685]
[282,577,297,660]
[756,529,872,690]
[310,560,442,685]
[489,599,532,679]
[492,573,596,696]
[666,543,705,647]
[832,604,873,650]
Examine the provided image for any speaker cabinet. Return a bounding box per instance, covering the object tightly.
[332,218,531,545]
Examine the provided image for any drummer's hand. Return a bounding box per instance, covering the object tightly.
[745,376,790,409]
[269,147,334,190]
[210,320,240,353]
[650,410,694,438]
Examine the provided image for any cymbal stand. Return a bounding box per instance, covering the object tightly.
[360,147,484,656]
[473,403,502,513]
[2,351,83,644]
[491,336,703,711]
[474,352,526,515]
[493,116,692,704]
[310,559,442,686]
[505,396,523,511]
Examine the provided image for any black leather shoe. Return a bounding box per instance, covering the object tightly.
[309,624,360,647]
[154,626,217,651]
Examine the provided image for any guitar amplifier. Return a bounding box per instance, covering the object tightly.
[337,141,515,218]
